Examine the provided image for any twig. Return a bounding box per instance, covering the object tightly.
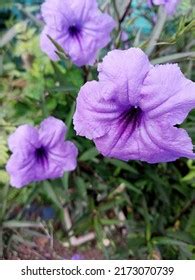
[145,6,167,56]
[119,0,132,24]
[112,0,132,32]
[64,207,95,247]
[113,0,132,48]
[69,233,95,246]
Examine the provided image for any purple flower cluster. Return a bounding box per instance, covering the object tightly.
[148,0,180,15]
[6,117,78,188]
[5,1,195,189]
[40,0,115,66]
[73,48,195,163]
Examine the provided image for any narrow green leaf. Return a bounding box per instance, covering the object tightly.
[105,159,138,174]
[3,221,42,228]
[47,35,67,56]
[79,147,99,161]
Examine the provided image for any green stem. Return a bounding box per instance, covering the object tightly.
[0,227,3,258]
[41,92,48,118]
[119,0,132,25]
[112,0,132,48]
[145,6,167,56]
[151,52,195,65]
[0,183,10,259]
[112,0,120,31]
[82,66,89,83]
[0,183,9,223]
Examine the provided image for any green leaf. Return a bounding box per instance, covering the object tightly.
[75,176,87,199]
[72,213,93,235]
[47,35,68,57]
[152,237,191,247]
[182,171,195,183]
[0,136,8,165]
[3,221,42,229]
[79,147,99,161]
[62,172,69,192]
[41,181,63,209]
[120,179,142,194]
[0,170,9,184]
[105,159,138,174]
[101,218,121,226]
[94,215,104,243]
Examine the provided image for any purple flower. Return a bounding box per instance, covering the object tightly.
[35,12,44,23]
[71,254,83,260]
[148,0,180,15]
[40,0,116,66]
[6,117,78,188]
[73,48,195,163]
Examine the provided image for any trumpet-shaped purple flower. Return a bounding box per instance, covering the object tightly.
[6,117,78,188]
[148,0,180,15]
[40,0,116,66]
[73,48,195,163]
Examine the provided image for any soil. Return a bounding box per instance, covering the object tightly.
[6,237,103,260]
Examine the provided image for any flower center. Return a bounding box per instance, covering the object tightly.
[35,146,48,165]
[127,106,142,122]
[68,25,81,37]
[122,106,143,132]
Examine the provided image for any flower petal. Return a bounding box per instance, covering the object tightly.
[140,118,194,163]
[39,116,67,148]
[49,141,78,172]
[83,10,116,48]
[6,153,36,188]
[64,11,115,66]
[94,116,194,163]
[69,0,98,22]
[73,81,124,139]
[98,48,151,106]
[33,141,78,181]
[8,125,39,154]
[94,118,142,161]
[64,34,98,66]
[152,0,180,15]
[41,0,74,29]
[140,64,195,125]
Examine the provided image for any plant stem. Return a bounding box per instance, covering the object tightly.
[112,0,132,48]
[151,52,195,65]
[119,0,132,25]
[41,91,48,118]
[82,66,89,83]
[0,227,3,259]
[146,6,167,57]
[112,0,120,30]
[0,183,9,223]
